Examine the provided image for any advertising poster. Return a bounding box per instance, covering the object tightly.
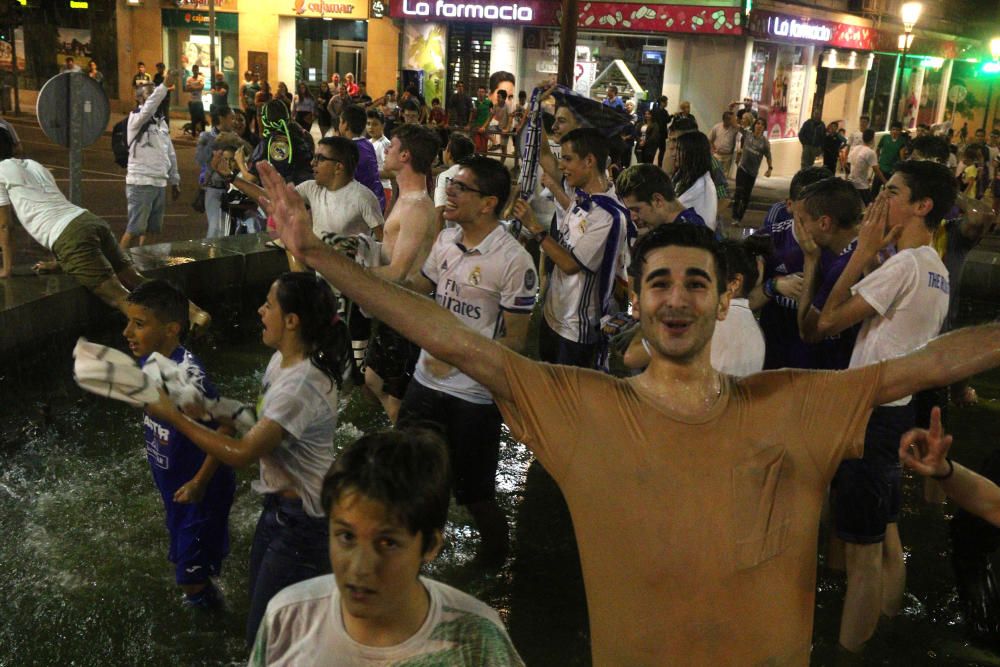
[402,22,446,108]
[0,29,26,72]
[57,28,92,68]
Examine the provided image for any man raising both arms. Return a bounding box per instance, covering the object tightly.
[364,123,440,422]
[260,157,1000,664]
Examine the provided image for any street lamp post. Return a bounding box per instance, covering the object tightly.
[893,2,923,125]
[982,37,1000,132]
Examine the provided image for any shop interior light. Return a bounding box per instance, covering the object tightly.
[921,56,944,69]
[900,2,922,33]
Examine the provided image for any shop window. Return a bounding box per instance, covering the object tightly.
[749,43,809,140]
[447,24,492,100]
[861,54,897,131]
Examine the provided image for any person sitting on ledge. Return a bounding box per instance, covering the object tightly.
[0,145,210,331]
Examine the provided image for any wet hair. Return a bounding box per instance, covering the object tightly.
[318,136,359,175]
[628,222,727,295]
[672,132,713,195]
[446,133,475,162]
[796,177,863,230]
[273,272,350,389]
[390,123,440,176]
[560,127,609,173]
[720,236,770,298]
[789,166,834,200]
[340,105,367,136]
[893,160,959,229]
[489,70,515,94]
[862,128,875,144]
[616,163,677,203]
[126,280,189,332]
[365,108,384,124]
[909,135,950,163]
[456,155,511,217]
[890,121,903,130]
[321,427,451,554]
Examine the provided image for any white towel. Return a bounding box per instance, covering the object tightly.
[72,338,257,434]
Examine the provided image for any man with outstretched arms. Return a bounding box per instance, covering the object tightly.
[258,158,1000,667]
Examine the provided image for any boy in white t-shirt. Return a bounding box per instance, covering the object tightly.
[248,428,525,667]
[813,159,957,654]
[432,133,474,230]
[846,128,883,205]
[366,109,393,208]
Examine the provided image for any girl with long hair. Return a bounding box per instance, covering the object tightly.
[672,131,718,230]
[145,272,350,647]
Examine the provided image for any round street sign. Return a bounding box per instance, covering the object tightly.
[36,72,111,148]
[948,84,968,105]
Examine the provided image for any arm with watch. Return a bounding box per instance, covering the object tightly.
[747,271,804,311]
[900,406,1000,527]
[510,199,583,276]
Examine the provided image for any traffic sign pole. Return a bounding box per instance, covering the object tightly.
[68,72,83,205]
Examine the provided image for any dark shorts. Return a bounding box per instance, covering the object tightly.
[164,479,235,585]
[365,322,419,399]
[51,212,133,289]
[538,317,598,369]
[397,379,503,505]
[831,404,915,544]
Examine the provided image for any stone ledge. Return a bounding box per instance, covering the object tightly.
[0,234,286,371]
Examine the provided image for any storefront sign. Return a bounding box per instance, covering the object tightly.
[286,0,370,19]
[161,8,240,31]
[391,0,548,23]
[747,10,875,51]
[391,0,740,33]
[172,0,239,10]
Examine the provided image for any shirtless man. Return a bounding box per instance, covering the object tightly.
[365,123,439,422]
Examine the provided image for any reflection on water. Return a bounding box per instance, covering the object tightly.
[3,329,1000,665]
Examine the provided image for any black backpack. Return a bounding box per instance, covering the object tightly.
[0,124,15,160]
[111,114,154,168]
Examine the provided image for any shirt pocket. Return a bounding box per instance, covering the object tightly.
[732,444,792,570]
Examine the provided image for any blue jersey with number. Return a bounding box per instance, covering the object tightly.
[141,346,236,505]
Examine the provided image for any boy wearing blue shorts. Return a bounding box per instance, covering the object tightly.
[124,280,235,608]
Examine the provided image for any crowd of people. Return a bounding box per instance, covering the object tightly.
[5,61,1000,665]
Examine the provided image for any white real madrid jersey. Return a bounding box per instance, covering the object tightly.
[415,224,537,404]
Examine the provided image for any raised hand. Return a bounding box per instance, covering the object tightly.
[899,406,953,478]
[793,215,820,260]
[856,191,900,258]
[257,162,322,260]
[776,273,804,300]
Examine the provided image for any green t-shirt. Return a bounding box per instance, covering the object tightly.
[474,98,493,128]
[877,134,906,173]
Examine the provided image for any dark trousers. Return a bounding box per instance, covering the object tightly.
[732,167,758,221]
[245,495,331,646]
[538,318,598,369]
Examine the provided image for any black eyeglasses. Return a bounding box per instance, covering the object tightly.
[311,155,340,165]
[445,177,485,196]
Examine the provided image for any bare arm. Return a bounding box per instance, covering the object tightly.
[876,322,1000,405]
[511,199,582,275]
[146,393,285,468]
[901,407,1000,526]
[499,311,531,353]
[0,204,12,278]
[258,162,514,403]
[793,216,830,343]
[816,194,893,337]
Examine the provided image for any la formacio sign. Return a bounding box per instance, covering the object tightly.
[389,0,552,23]
[747,9,876,51]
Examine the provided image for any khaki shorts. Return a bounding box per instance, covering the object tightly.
[51,212,132,290]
